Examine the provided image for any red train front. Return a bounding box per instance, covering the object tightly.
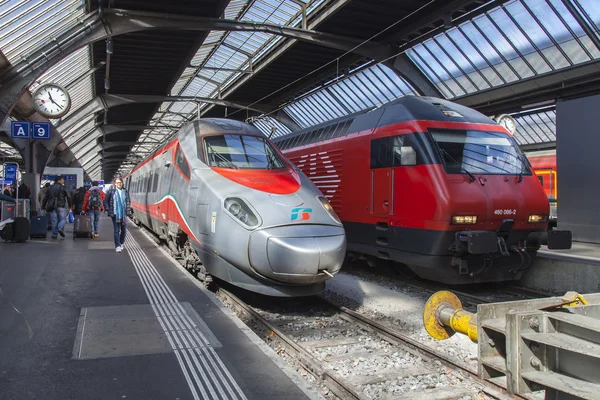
[273,96,572,284]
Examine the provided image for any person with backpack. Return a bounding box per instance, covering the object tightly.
[82,181,106,239]
[103,177,131,253]
[42,175,71,239]
[71,187,87,215]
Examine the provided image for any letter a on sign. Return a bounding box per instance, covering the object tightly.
[11,121,30,139]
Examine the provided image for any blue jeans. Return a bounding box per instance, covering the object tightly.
[88,210,101,234]
[51,207,67,237]
[111,216,127,248]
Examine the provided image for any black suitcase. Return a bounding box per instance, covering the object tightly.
[73,214,92,238]
[30,215,48,239]
[1,217,30,243]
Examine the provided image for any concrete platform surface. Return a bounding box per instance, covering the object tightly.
[0,216,320,400]
[521,241,600,294]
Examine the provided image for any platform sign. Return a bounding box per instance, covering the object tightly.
[3,163,18,181]
[32,122,51,140]
[10,121,30,139]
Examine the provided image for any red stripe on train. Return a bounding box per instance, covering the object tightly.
[131,197,202,245]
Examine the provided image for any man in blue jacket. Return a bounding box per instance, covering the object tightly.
[103,177,131,253]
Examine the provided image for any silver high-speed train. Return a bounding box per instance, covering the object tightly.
[125,118,346,296]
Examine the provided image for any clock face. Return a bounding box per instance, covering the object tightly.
[32,83,71,119]
[497,114,517,134]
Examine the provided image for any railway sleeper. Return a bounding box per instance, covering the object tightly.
[347,366,435,387]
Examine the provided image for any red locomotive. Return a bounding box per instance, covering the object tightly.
[272,96,571,284]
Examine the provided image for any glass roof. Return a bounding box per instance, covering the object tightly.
[0,0,86,63]
[406,0,600,99]
[277,63,417,129]
[512,106,556,145]
[249,115,292,137]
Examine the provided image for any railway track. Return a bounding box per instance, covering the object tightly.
[218,287,520,400]
[136,223,543,399]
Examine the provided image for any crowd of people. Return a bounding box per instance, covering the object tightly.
[1,176,131,252]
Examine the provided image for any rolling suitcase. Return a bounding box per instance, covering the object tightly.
[73,214,92,238]
[30,215,48,239]
[1,217,30,243]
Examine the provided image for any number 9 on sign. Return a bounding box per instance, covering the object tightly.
[32,122,51,140]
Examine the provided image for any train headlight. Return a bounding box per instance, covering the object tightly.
[317,196,342,224]
[528,214,548,223]
[224,197,259,228]
[452,215,478,224]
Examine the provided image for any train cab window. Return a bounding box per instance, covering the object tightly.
[203,135,286,169]
[430,129,531,176]
[175,144,191,179]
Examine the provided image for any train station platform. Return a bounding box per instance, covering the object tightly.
[521,241,600,294]
[0,216,321,400]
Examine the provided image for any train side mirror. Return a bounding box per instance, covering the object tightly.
[400,146,417,166]
[165,160,172,168]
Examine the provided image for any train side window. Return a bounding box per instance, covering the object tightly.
[152,171,159,192]
[175,144,191,179]
[391,136,404,166]
[370,136,393,168]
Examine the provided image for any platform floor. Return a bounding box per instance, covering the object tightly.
[537,240,600,264]
[0,216,319,400]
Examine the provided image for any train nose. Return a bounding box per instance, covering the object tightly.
[248,225,346,284]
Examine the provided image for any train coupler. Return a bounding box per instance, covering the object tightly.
[454,230,497,255]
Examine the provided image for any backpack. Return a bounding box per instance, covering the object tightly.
[89,190,102,209]
[45,186,58,212]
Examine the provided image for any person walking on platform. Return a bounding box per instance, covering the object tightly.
[38,182,50,216]
[104,178,131,253]
[71,186,86,215]
[42,175,71,239]
[82,181,105,238]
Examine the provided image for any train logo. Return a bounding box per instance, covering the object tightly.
[291,208,312,221]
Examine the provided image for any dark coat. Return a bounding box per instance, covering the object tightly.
[43,183,71,210]
[103,187,131,218]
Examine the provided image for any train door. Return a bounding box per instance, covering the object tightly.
[370,137,394,216]
[161,151,175,222]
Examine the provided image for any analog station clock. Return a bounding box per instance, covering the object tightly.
[32,83,71,119]
[495,114,517,134]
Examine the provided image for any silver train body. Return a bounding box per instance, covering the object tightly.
[125,119,346,296]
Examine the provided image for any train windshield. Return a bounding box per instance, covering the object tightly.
[203,134,286,169]
[430,129,531,176]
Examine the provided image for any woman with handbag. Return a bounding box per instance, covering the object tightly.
[103,177,131,253]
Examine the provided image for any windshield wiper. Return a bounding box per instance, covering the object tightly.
[440,149,476,182]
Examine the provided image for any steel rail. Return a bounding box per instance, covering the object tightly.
[322,300,531,400]
[219,288,362,400]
